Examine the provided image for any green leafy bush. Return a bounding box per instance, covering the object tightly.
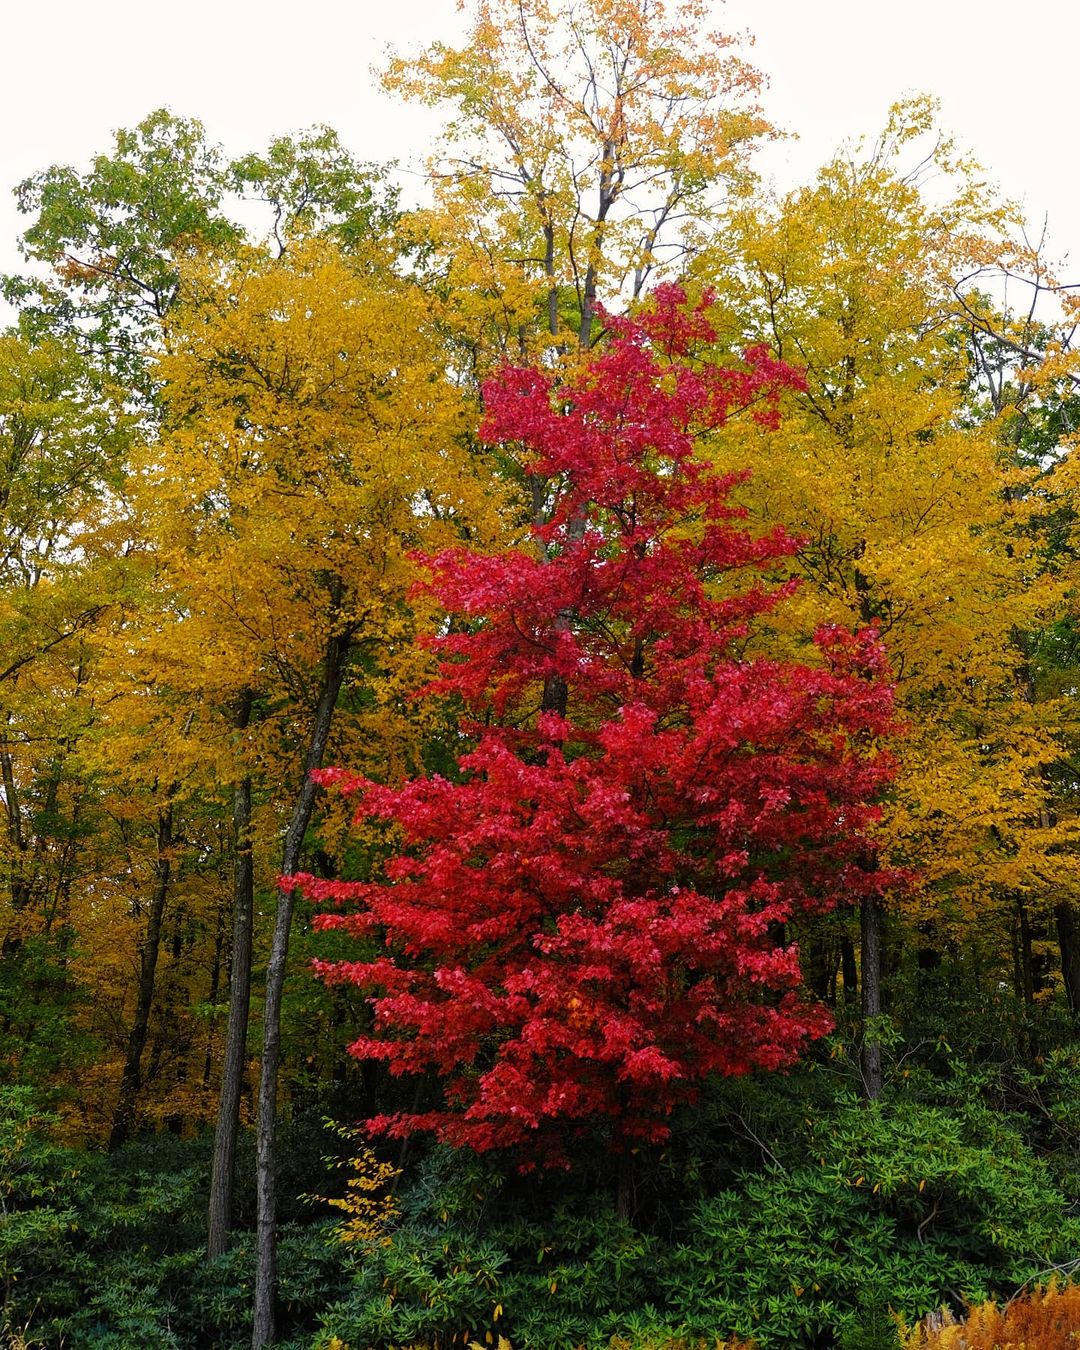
[659,1095,1080,1347]
[4,1081,1078,1349]
[0,1087,80,1344]
[315,1090,1080,1350]
[0,1095,351,1348]
[315,1197,664,1350]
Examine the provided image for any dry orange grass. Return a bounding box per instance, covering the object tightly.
[905,1282,1080,1348]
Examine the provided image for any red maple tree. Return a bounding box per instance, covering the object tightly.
[295,287,897,1162]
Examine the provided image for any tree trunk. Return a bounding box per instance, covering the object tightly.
[860,894,883,1100]
[1056,902,1080,1017]
[806,937,834,1003]
[615,1159,632,1223]
[208,692,254,1259]
[109,803,174,1149]
[252,636,348,1348]
[1016,895,1045,1060]
[1,737,32,922]
[544,220,558,341]
[203,900,226,1088]
[840,934,858,1006]
[1018,898,1036,1008]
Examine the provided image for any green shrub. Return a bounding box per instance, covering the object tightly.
[659,1095,1080,1347]
[316,1090,1080,1350]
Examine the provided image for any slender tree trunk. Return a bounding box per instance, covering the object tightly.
[110,803,174,1149]
[203,901,226,1088]
[208,692,254,1259]
[916,924,942,975]
[1016,895,1044,1060]
[578,262,600,350]
[860,893,883,1100]
[575,131,619,350]
[615,1159,632,1223]
[806,937,833,1003]
[544,220,558,341]
[1018,898,1036,1009]
[840,934,858,1006]
[1012,918,1025,1007]
[851,569,882,1099]
[1055,902,1080,1017]
[252,636,348,1348]
[1,737,31,923]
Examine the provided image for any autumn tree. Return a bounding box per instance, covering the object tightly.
[129,234,506,1338]
[7,110,392,402]
[961,257,1080,1018]
[692,100,1075,1085]
[0,331,129,1090]
[299,290,896,1200]
[385,0,772,366]
[69,690,229,1147]
[6,110,239,394]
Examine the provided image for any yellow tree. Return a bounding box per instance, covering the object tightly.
[128,233,506,1338]
[952,243,1080,1018]
[0,332,130,1089]
[385,0,772,368]
[693,100,1074,1091]
[62,668,233,1145]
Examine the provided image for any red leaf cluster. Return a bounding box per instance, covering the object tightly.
[299,287,897,1163]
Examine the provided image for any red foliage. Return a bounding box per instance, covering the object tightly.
[297,287,898,1162]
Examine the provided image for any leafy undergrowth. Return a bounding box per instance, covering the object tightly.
[903,1281,1080,1346]
[378,1340,757,1350]
[6,1079,1080,1349]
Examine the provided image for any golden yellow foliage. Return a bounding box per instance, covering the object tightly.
[33,231,512,1140]
[386,0,772,366]
[310,1123,401,1247]
[695,98,1077,956]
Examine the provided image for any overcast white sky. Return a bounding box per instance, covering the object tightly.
[0,0,1074,298]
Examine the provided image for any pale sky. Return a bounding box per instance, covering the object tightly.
[0,0,1074,302]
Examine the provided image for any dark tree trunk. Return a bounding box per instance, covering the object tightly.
[208,692,254,1259]
[109,803,174,1149]
[1,741,32,925]
[615,1159,632,1223]
[252,636,348,1348]
[1056,902,1080,1017]
[916,940,942,973]
[203,901,226,1088]
[544,220,558,341]
[1016,896,1045,1060]
[806,937,834,1003]
[860,894,883,1100]
[1018,899,1037,1008]
[840,934,858,1006]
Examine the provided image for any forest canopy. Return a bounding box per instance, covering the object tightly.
[3,3,1080,1348]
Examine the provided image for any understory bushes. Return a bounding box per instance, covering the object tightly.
[312,1085,1079,1349]
[4,1059,1080,1349]
[0,1090,347,1348]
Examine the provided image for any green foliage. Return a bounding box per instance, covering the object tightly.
[308,1077,1080,1350]
[659,1093,1079,1348]
[315,1149,665,1350]
[0,936,92,1088]
[836,1286,903,1350]
[7,109,238,390]
[0,1087,78,1333]
[4,110,399,405]
[228,125,397,253]
[0,1096,351,1348]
